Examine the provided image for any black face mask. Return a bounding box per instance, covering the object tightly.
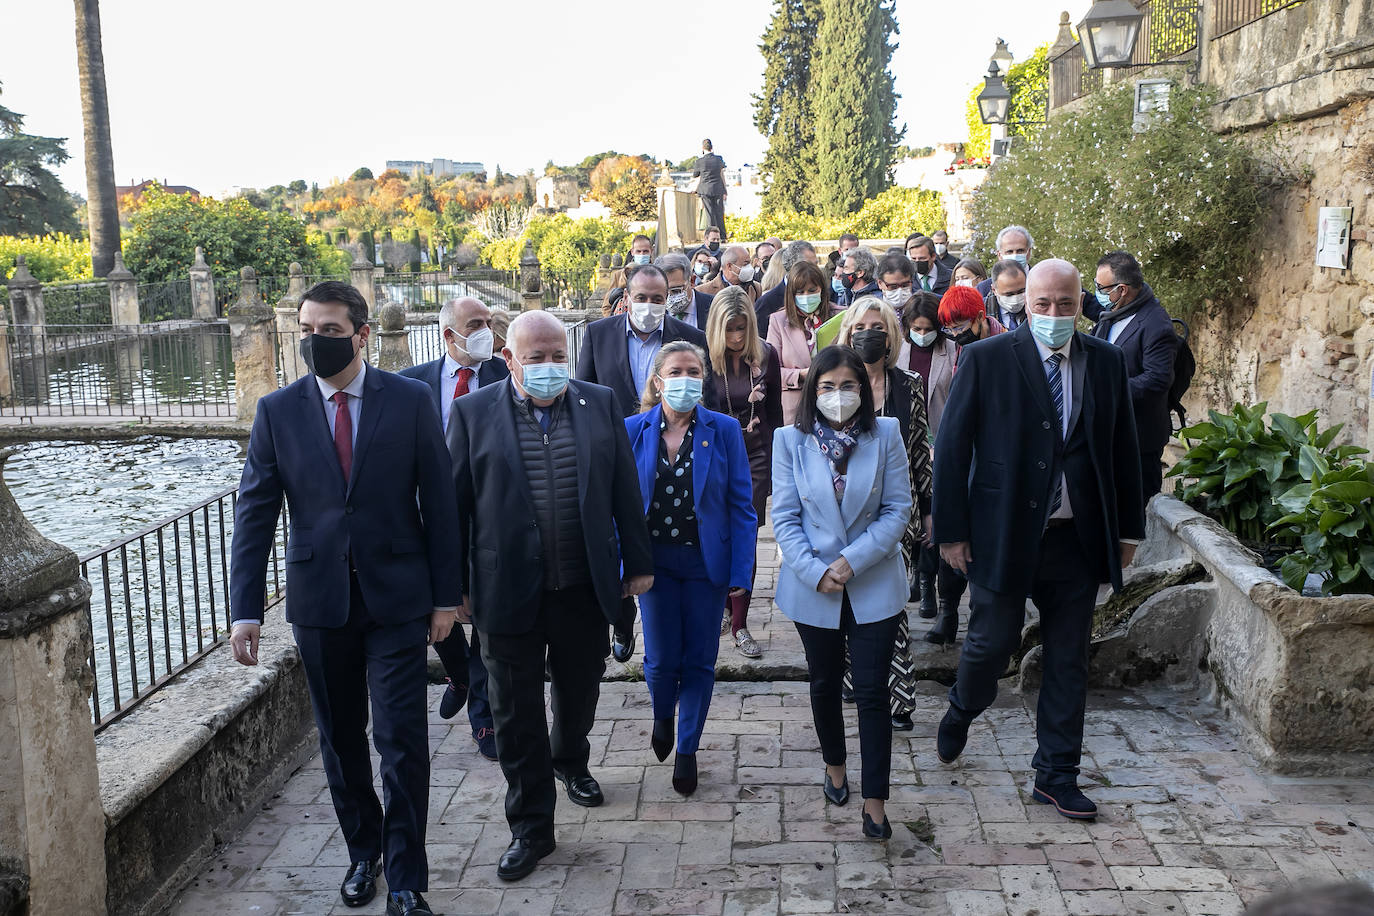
[761,255,772,271]
[912,259,932,275]
[840,272,857,291]
[300,332,358,378]
[948,327,979,348]
[706,241,720,252]
[851,328,888,365]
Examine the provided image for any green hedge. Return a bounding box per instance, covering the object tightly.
[728,187,944,243]
[968,83,1271,322]
[481,214,631,280]
[0,233,93,282]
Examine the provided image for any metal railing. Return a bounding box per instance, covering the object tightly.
[1213,0,1305,38]
[376,268,521,311]
[41,280,112,325]
[1050,42,1103,109]
[541,267,596,311]
[138,279,194,322]
[1130,0,1199,67]
[1,323,235,418]
[84,489,290,731]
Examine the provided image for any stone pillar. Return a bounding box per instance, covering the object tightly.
[350,257,377,317]
[519,241,543,312]
[0,449,108,915]
[1047,11,1076,114]
[274,263,307,386]
[591,254,613,306]
[374,302,413,371]
[226,267,277,425]
[107,251,140,326]
[0,298,11,405]
[6,257,45,328]
[189,247,216,320]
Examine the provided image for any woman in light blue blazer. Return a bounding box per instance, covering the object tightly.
[626,341,757,796]
[771,345,912,839]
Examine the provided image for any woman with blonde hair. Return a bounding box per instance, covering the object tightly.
[624,341,757,794]
[766,260,837,425]
[705,287,784,657]
[835,296,934,732]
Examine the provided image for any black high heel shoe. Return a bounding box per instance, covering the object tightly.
[862,804,892,839]
[672,753,698,795]
[823,771,850,806]
[651,718,674,762]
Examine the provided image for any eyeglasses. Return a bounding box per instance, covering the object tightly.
[1095,282,1124,294]
[816,382,861,394]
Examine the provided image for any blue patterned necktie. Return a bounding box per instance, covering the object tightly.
[1046,352,1064,516]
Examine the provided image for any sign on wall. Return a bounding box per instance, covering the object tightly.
[1316,206,1353,269]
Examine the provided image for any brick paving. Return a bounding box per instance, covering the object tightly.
[169,533,1374,915]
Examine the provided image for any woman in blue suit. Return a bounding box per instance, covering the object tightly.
[625,340,757,795]
[771,345,912,839]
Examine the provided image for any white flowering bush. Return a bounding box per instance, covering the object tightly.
[968,83,1271,321]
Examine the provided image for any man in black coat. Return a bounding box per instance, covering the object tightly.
[905,235,951,296]
[693,138,727,238]
[399,296,509,760]
[933,260,1145,822]
[576,265,714,661]
[1091,250,1179,501]
[448,310,654,882]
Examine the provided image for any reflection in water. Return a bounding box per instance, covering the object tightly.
[5,437,246,555]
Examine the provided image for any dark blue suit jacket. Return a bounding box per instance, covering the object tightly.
[398,355,510,423]
[625,405,758,590]
[575,313,716,418]
[1090,286,1177,454]
[230,367,460,628]
[754,281,787,328]
[913,261,951,296]
[447,379,654,634]
[933,324,1144,595]
[687,288,714,332]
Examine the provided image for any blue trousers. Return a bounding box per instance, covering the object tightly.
[639,543,727,754]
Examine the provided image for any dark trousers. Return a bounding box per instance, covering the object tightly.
[699,194,726,237]
[293,573,430,891]
[937,555,970,606]
[639,544,727,754]
[947,523,1100,786]
[432,625,494,734]
[1140,449,1164,501]
[480,585,608,843]
[794,594,901,800]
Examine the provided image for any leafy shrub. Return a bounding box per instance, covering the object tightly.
[0,233,93,282]
[1270,457,1374,596]
[968,83,1271,323]
[481,214,631,280]
[306,232,352,275]
[728,187,944,242]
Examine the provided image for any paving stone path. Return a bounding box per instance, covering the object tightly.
[170,533,1374,915]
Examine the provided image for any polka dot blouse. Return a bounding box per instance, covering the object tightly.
[648,413,699,546]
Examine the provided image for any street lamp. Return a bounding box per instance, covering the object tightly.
[976,63,1011,126]
[990,38,1014,74]
[1077,0,1144,69]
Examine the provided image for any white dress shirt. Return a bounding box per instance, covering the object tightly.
[441,353,484,431]
[1106,312,1136,345]
[315,360,366,445]
[1032,334,1074,521]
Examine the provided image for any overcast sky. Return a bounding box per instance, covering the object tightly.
[6,0,1076,198]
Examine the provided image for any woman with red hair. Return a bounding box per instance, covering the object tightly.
[924,286,1006,647]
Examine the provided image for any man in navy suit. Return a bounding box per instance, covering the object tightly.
[753,240,819,325]
[905,235,951,297]
[656,252,712,331]
[1091,251,1179,501]
[933,260,1145,822]
[229,281,455,916]
[449,310,654,881]
[399,295,509,760]
[576,265,714,661]
[975,225,1035,298]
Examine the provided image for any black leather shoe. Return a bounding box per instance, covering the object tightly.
[386,890,433,915]
[936,708,969,764]
[651,718,674,762]
[923,601,958,645]
[891,712,914,732]
[672,752,698,795]
[611,626,635,663]
[340,857,380,907]
[918,574,938,619]
[439,678,468,720]
[554,768,604,807]
[1032,782,1099,820]
[823,771,850,806]
[841,684,856,704]
[497,835,556,882]
[862,807,893,839]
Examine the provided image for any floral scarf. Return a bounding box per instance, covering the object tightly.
[813,419,860,500]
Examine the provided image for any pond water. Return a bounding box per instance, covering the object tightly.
[4,436,247,555]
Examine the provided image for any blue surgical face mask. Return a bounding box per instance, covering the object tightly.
[1030,313,1077,350]
[1095,290,1113,309]
[1010,253,1029,268]
[796,292,822,314]
[831,275,845,294]
[659,376,703,412]
[694,262,709,277]
[632,253,651,266]
[910,329,938,348]
[517,358,570,400]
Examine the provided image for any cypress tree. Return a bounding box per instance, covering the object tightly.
[810,0,904,216]
[359,230,375,265]
[408,229,423,272]
[754,0,823,214]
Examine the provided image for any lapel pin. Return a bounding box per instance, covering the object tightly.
[703,440,709,447]
[578,398,586,406]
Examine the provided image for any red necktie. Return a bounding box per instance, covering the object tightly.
[332,391,353,482]
[452,366,474,399]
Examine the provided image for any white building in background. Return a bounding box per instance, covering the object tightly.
[385,158,486,178]
[665,164,763,218]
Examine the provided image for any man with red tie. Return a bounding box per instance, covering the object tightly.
[230,281,457,916]
[400,296,510,759]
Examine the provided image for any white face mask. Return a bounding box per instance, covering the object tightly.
[997,292,1026,313]
[883,287,912,309]
[934,244,948,257]
[910,329,938,348]
[453,327,494,362]
[629,298,668,333]
[736,264,756,284]
[816,390,861,425]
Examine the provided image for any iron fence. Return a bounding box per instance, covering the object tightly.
[138,279,194,322]
[1050,42,1103,109]
[84,488,290,731]
[541,267,596,311]
[1130,0,1199,67]
[1213,0,1305,38]
[376,269,521,311]
[40,280,112,325]
[1,322,235,418]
